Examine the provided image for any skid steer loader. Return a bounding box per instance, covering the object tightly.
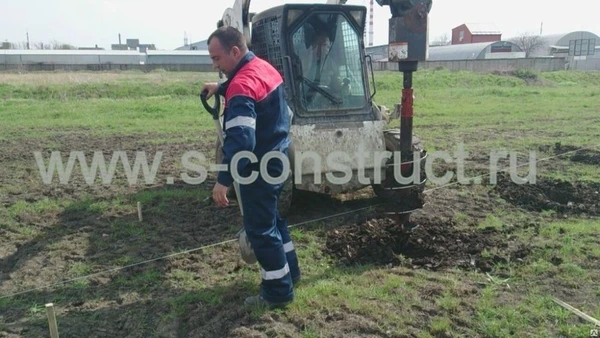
[201,0,432,263]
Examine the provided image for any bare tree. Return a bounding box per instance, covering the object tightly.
[431,33,451,46]
[11,41,28,49]
[3,40,77,50]
[510,32,544,57]
[48,40,77,50]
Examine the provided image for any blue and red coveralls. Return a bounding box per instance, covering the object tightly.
[216,51,300,303]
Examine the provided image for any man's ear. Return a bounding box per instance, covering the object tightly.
[231,46,241,58]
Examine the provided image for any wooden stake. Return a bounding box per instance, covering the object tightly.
[45,303,59,338]
[552,297,600,326]
[137,202,142,222]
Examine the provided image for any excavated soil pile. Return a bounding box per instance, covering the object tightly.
[569,149,600,165]
[325,215,529,272]
[541,143,600,165]
[493,173,600,216]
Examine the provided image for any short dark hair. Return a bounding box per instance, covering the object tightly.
[207,26,248,53]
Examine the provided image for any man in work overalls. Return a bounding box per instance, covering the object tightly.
[202,26,301,307]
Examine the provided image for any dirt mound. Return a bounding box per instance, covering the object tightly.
[539,143,600,165]
[493,173,600,216]
[325,215,528,272]
[569,149,600,165]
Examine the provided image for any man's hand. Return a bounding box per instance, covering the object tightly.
[202,82,219,100]
[212,182,229,208]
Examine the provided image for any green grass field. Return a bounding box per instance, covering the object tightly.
[1,69,599,338]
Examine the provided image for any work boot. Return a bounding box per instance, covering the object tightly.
[244,295,292,308]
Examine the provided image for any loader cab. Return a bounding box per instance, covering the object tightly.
[251,4,373,125]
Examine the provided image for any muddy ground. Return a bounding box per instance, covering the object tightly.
[492,172,600,216]
[325,213,530,272]
[544,142,600,166]
[1,137,599,337]
[0,133,400,337]
[325,163,600,271]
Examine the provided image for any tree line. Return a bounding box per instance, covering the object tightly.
[2,40,77,50]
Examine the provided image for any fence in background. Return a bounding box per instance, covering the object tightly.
[0,63,215,72]
[372,58,568,72]
[3,56,600,72]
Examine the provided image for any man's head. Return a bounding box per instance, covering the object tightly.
[303,20,334,59]
[207,26,248,77]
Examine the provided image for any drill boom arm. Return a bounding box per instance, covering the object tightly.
[376,0,432,17]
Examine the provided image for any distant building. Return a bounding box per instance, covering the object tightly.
[365,44,388,61]
[366,40,523,62]
[145,50,211,64]
[0,49,145,65]
[527,31,600,59]
[111,37,156,52]
[176,40,208,51]
[138,44,156,53]
[428,41,524,61]
[452,24,501,45]
[78,44,104,50]
[126,39,139,50]
[523,31,600,71]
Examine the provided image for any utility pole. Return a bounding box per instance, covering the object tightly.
[369,0,374,46]
[26,31,30,49]
[363,0,367,44]
[540,22,543,35]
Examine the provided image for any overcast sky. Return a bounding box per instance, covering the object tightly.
[1,0,598,50]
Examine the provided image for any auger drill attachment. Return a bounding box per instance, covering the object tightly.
[376,0,432,230]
